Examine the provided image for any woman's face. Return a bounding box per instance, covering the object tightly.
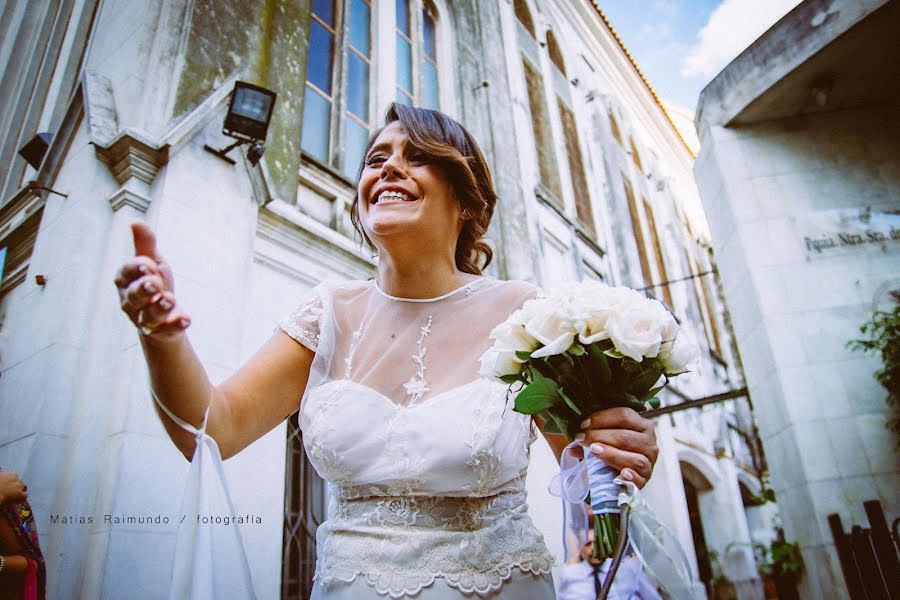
[357,121,464,253]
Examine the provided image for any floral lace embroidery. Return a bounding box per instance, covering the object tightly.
[316,490,555,597]
[280,292,323,351]
[344,325,364,379]
[464,386,505,495]
[402,315,432,403]
[302,382,353,486]
[378,408,428,495]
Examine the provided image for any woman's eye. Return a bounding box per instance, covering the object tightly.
[365,155,385,166]
[408,154,428,163]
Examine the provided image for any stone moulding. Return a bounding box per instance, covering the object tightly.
[93,131,170,187]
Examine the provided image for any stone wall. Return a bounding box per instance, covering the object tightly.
[695,105,900,598]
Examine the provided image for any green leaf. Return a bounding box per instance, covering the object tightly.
[538,410,571,437]
[499,373,522,384]
[587,344,612,388]
[604,348,625,359]
[567,344,586,356]
[642,384,666,402]
[515,350,533,361]
[558,388,583,416]
[630,368,664,398]
[513,377,559,414]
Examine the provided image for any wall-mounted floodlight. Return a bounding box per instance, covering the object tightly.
[18,133,54,169]
[204,81,277,166]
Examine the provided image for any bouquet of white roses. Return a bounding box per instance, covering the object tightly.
[479,280,697,566]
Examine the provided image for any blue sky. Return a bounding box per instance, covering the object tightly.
[599,0,802,111]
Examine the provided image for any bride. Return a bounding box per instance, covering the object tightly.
[114,103,659,598]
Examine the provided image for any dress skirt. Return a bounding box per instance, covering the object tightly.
[310,569,556,599]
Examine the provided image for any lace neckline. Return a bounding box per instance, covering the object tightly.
[372,277,483,302]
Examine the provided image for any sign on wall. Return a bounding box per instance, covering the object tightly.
[799,208,900,259]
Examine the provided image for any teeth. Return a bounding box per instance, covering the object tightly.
[376,191,413,204]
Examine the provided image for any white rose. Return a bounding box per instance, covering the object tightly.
[659,329,699,375]
[489,320,539,354]
[606,304,666,361]
[522,300,579,359]
[478,348,525,378]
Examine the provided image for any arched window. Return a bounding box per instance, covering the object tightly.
[301,0,373,179]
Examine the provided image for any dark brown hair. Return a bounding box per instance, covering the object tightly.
[350,103,496,275]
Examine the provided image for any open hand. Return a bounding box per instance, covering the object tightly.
[576,407,658,489]
[114,222,191,340]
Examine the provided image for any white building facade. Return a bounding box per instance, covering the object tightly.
[1,1,773,598]
[693,0,900,598]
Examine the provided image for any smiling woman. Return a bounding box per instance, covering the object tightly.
[114,102,660,600]
[350,103,496,281]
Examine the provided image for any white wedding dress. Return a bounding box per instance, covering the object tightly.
[278,275,556,598]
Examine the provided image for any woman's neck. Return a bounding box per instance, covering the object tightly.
[375,258,475,299]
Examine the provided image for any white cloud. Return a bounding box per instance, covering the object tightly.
[682,0,803,79]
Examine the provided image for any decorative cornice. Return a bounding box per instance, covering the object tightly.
[93,130,169,186]
[107,188,151,213]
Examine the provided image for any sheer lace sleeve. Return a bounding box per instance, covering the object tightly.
[278,283,326,352]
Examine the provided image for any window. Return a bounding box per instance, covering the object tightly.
[515,3,561,202]
[684,245,721,355]
[421,3,439,110]
[301,0,442,182]
[629,136,643,172]
[547,30,594,236]
[301,0,372,179]
[643,197,673,309]
[397,0,440,110]
[395,0,414,105]
[623,178,652,288]
[700,276,723,354]
[608,110,623,146]
[514,0,535,37]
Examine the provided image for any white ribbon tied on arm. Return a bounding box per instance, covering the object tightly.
[153,391,258,600]
[548,441,696,600]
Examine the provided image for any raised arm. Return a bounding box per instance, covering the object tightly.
[116,222,315,461]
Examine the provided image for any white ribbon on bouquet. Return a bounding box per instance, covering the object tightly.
[548,441,696,600]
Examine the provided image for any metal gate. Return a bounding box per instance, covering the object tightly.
[828,500,900,599]
[281,413,328,599]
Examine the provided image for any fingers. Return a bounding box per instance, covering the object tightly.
[134,290,191,333]
[580,406,650,434]
[576,406,659,488]
[620,468,647,489]
[120,274,166,316]
[584,441,653,484]
[131,221,160,260]
[114,257,160,289]
[579,407,659,466]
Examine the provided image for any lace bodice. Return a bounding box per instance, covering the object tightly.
[278,276,555,596]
